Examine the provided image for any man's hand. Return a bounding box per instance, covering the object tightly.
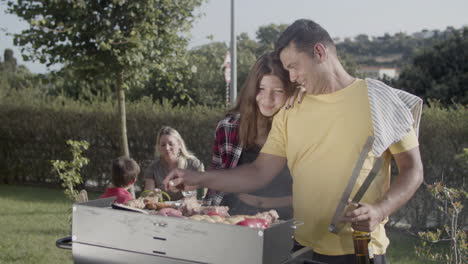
[342,146,423,232]
[163,168,202,193]
[342,202,385,232]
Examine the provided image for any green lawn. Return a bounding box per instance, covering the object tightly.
[387,229,439,264]
[0,184,438,264]
[0,185,73,264]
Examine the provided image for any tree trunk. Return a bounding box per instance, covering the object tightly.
[115,71,135,197]
[116,71,130,157]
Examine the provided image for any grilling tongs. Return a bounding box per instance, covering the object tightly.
[329,136,384,234]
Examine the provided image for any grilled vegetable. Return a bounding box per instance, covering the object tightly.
[206,210,223,217]
[236,218,269,229]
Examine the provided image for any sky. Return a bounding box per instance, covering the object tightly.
[1,0,467,73]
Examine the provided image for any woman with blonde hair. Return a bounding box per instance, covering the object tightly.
[144,126,204,200]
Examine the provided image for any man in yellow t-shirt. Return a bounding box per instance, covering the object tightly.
[164,19,423,264]
[261,78,419,261]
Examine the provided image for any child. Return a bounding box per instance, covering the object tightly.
[100,156,140,204]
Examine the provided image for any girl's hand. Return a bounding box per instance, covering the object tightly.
[285,85,306,110]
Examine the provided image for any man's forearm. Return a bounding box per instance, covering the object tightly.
[376,165,423,219]
[165,153,286,195]
[199,162,271,193]
[344,147,424,232]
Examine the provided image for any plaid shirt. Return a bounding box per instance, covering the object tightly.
[205,114,243,205]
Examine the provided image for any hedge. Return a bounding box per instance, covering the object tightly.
[390,103,467,230]
[0,96,224,189]
[0,94,466,230]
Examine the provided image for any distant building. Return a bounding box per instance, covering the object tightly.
[412,30,435,39]
[374,53,403,63]
[358,66,399,79]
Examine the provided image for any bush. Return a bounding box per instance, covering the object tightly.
[0,94,224,190]
[389,102,467,230]
[51,140,90,202]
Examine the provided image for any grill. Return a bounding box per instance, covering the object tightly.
[56,198,323,264]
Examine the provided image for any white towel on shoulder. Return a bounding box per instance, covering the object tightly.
[366,78,423,157]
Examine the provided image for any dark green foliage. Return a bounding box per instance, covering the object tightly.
[336,27,459,67]
[0,95,223,189]
[0,48,45,97]
[2,49,17,70]
[389,102,468,231]
[0,91,466,232]
[130,24,294,106]
[255,23,288,57]
[235,33,258,95]
[45,66,114,102]
[183,42,229,106]
[6,0,205,156]
[6,0,204,90]
[415,181,467,263]
[396,27,468,105]
[51,140,90,202]
[0,65,41,94]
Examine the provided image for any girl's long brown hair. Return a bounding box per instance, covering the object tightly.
[229,52,294,148]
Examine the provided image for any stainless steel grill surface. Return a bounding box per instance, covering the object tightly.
[64,198,319,264]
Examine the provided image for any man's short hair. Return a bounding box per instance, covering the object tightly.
[111,156,140,188]
[275,19,334,57]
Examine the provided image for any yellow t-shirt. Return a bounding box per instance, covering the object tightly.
[261,79,419,255]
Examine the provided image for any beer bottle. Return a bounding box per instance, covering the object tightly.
[352,230,374,264]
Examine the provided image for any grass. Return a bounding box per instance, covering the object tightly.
[387,228,452,264]
[0,184,444,264]
[0,185,101,264]
[0,185,73,264]
[387,229,433,264]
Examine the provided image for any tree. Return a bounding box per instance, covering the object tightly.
[128,49,199,105]
[255,23,288,56]
[354,34,370,43]
[184,42,228,106]
[397,27,468,105]
[416,179,467,264]
[2,49,17,72]
[46,65,114,101]
[0,48,43,98]
[184,34,258,107]
[7,0,204,156]
[236,32,258,91]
